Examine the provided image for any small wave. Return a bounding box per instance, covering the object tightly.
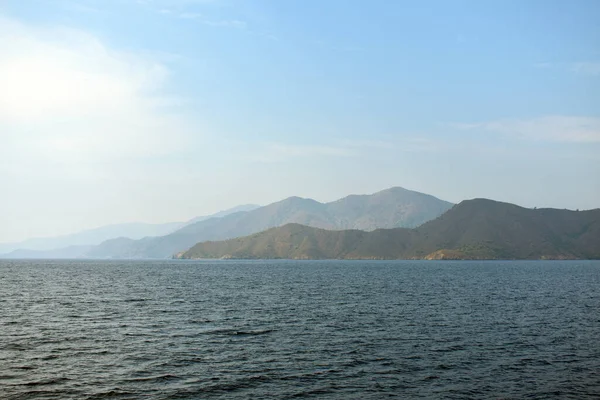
[7,389,81,399]
[233,329,275,336]
[20,377,70,386]
[341,358,368,368]
[186,375,273,395]
[433,345,465,352]
[126,374,180,383]
[280,369,339,381]
[13,366,36,370]
[2,343,28,351]
[196,328,275,336]
[188,319,212,324]
[0,374,21,380]
[291,388,335,397]
[85,389,137,399]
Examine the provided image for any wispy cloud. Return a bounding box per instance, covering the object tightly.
[178,12,203,19]
[532,61,600,77]
[453,116,600,143]
[339,139,394,149]
[61,1,101,14]
[455,34,467,44]
[340,137,446,153]
[203,19,246,28]
[315,40,363,53]
[247,142,356,163]
[137,0,219,6]
[396,137,444,153]
[248,136,448,163]
[246,137,429,163]
[272,143,355,157]
[159,9,247,29]
[571,62,600,77]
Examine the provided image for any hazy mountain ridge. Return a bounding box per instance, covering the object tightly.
[0,205,260,259]
[179,199,600,260]
[2,245,95,259]
[186,204,260,224]
[0,222,185,255]
[86,187,454,259]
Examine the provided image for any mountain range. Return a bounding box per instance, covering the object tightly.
[84,187,453,259]
[0,204,259,258]
[1,187,453,259]
[179,199,600,260]
[0,222,183,255]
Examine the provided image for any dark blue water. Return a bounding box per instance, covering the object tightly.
[1,260,599,399]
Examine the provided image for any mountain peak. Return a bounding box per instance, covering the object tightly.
[77,187,453,259]
[376,186,411,194]
[273,196,324,208]
[180,200,600,260]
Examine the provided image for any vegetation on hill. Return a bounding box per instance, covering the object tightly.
[179,199,600,260]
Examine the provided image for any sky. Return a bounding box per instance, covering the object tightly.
[1,0,599,242]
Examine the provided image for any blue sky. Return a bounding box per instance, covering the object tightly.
[1,0,599,241]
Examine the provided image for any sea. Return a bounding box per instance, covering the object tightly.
[1,259,599,399]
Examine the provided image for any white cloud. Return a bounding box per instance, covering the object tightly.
[0,15,194,168]
[454,116,600,143]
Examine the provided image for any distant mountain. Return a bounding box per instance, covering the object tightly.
[186,204,260,224]
[0,222,185,255]
[0,204,260,258]
[3,245,94,259]
[179,199,600,260]
[86,187,453,259]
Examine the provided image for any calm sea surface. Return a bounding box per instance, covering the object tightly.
[1,260,599,399]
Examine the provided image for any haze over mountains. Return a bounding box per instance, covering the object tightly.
[0,204,259,258]
[86,187,453,259]
[180,199,600,260]
[0,222,184,255]
[5,186,596,261]
[1,187,453,259]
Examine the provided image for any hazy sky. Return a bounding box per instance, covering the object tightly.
[1,0,599,242]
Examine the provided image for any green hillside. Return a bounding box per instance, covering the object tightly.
[179,199,600,260]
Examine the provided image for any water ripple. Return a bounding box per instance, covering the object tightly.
[1,259,599,399]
